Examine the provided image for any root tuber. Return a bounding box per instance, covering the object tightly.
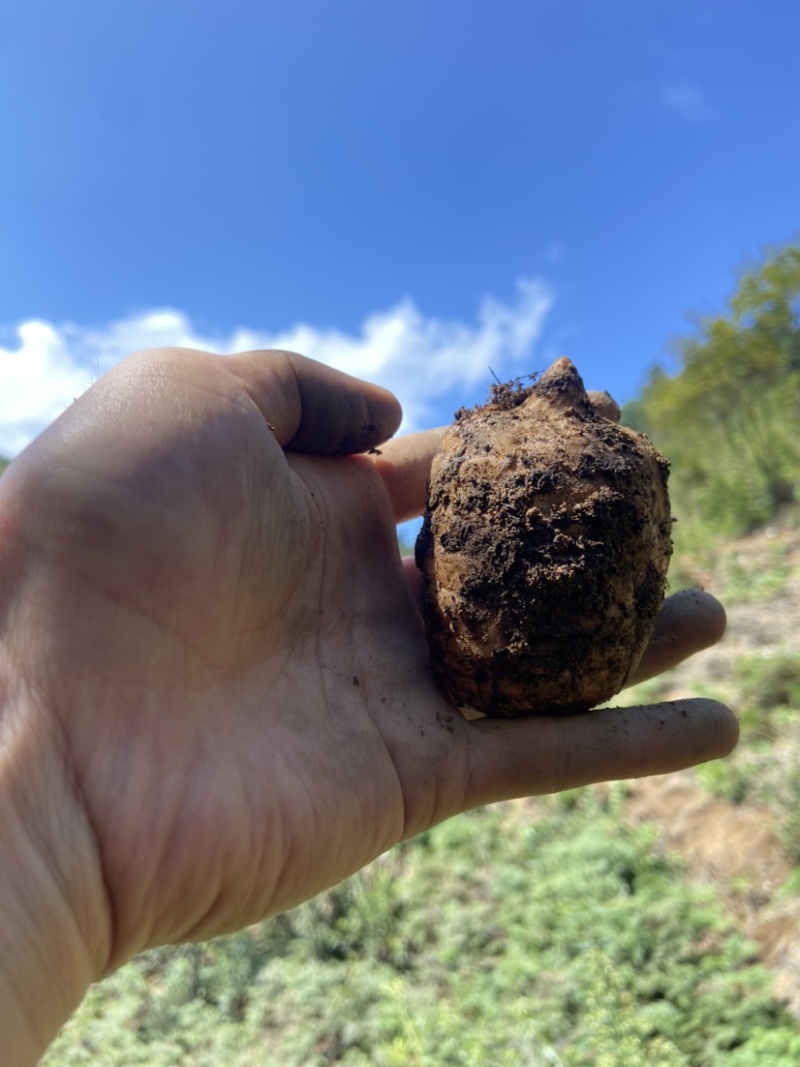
[415,357,673,717]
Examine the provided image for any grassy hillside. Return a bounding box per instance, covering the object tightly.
[43,778,800,1066]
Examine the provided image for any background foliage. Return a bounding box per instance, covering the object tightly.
[624,243,800,566]
[42,792,800,1066]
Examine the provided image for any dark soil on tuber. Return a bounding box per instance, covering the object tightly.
[415,357,673,717]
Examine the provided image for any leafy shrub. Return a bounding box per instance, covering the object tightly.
[724,1025,800,1065]
[583,950,687,1067]
[42,794,800,1066]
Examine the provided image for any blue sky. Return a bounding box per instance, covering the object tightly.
[1,0,799,457]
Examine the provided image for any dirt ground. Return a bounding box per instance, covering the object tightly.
[620,514,800,1015]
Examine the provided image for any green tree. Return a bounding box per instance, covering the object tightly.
[635,243,800,537]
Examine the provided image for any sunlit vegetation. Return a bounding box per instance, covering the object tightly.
[43,791,800,1066]
[27,242,800,1063]
[624,242,800,566]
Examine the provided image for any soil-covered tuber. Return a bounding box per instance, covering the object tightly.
[415,357,673,717]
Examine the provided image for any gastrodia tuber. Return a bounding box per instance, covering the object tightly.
[415,357,673,717]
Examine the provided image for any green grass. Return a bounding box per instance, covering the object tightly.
[43,790,800,1066]
[692,648,800,858]
[665,524,794,602]
[735,650,800,714]
[717,546,793,605]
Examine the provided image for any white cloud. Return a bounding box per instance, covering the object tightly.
[0,321,93,455]
[0,278,554,456]
[658,80,714,121]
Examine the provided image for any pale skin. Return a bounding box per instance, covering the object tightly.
[0,348,737,1064]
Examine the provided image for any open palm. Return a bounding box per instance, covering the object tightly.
[0,347,736,978]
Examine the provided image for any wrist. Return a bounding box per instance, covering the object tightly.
[0,670,111,1065]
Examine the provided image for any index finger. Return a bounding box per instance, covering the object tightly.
[373,427,448,523]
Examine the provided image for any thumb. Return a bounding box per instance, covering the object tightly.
[226,349,403,455]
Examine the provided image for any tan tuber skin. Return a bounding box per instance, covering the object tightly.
[0,348,736,1065]
[417,358,675,716]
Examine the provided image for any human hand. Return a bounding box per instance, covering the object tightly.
[0,348,736,1061]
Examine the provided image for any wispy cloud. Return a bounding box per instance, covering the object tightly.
[658,80,714,121]
[0,279,554,456]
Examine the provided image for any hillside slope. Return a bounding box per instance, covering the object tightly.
[620,510,800,1016]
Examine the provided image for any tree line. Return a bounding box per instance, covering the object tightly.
[623,242,800,546]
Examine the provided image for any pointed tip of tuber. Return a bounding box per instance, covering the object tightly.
[526,356,593,414]
[541,355,579,381]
